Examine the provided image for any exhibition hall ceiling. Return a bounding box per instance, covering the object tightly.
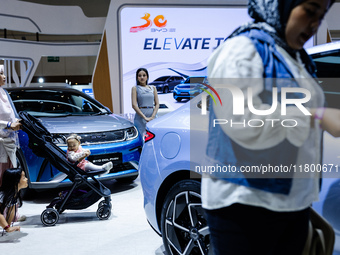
[19,0,111,17]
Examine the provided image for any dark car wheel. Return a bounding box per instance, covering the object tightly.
[163,87,170,93]
[176,98,182,102]
[161,180,210,255]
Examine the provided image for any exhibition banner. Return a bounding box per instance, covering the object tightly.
[119,6,251,113]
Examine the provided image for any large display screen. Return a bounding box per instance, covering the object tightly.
[119,6,313,113]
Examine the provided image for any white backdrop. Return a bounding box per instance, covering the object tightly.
[120,7,252,113]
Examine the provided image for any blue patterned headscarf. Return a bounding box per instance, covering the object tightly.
[229,0,335,75]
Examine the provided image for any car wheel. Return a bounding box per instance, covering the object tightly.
[161,180,210,255]
[176,98,182,102]
[163,87,169,93]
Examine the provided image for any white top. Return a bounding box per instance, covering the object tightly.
[0,87,18,166]
[67,149,88,163]
[201,35,324,212]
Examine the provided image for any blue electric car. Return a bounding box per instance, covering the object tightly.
[7,86,143,193]
[140,41,340,255]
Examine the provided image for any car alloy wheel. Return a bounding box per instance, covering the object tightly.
[164,87,169,93]
[161,180,210,255]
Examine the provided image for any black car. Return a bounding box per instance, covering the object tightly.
[148,75,185,93]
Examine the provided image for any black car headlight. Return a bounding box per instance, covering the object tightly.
[126,126,138,140]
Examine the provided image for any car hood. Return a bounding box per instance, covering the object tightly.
[39,114,133,134]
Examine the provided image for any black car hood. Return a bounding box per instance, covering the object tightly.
[39,114,133,134]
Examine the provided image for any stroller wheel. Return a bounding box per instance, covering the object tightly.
[41,208,59,226]
[98,200,112,209]
[96,205,111,220]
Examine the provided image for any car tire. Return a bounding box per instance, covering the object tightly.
[163,87,169,93]
[176,98,182,102]
[161,180,210,255]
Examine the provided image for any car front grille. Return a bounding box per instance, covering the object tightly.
[53,127,138,146]
[111,162,137,173]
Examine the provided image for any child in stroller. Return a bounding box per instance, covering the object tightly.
[66,134,113,176]
[18,112,112,226]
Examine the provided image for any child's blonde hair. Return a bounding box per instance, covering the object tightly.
[66,134,81,143]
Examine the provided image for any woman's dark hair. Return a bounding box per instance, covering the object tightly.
[136,68,149,85]
[0,168,23,215]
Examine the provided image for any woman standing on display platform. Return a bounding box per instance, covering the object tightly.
[131,68,159,138]
[0,65,21,187]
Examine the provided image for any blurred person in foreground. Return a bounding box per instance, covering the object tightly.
[202,0,338,254]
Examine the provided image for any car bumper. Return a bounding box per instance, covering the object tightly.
[30,168,139,189]
[156,86,164,92]
[20,130,143,189]
[139,138,163,235]
[173,91,199,100]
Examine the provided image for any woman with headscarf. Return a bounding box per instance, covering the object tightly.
[0,65,21,187]
[202,0,337,254]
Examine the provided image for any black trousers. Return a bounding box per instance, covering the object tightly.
[205,203,310,255]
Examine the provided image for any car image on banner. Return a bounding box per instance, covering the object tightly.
[148,75,185,94]
[139,41,340,255]
[7,86,143,195]
[173,76,208,102]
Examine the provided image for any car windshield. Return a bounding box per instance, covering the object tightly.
[9,89,110,117]
[183,77,205,84]
[311,48,340,109]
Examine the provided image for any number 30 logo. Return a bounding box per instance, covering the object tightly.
[130,13,167,33]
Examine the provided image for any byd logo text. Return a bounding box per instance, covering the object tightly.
[201,84,311,116]
[130,13,167,33]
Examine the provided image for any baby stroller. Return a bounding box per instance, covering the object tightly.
[18,111,112,226]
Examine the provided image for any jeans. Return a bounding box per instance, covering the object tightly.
[205,203,310,255]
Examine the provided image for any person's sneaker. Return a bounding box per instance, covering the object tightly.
[103,162,113,171]
[17,215,27,222]
[99,162,113,177]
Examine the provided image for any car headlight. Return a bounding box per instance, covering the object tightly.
[126,126,138,140]
[53,135,67,146]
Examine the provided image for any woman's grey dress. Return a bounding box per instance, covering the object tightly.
[134,85,155,137]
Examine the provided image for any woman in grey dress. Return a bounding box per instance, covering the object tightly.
[131,68,159,138]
